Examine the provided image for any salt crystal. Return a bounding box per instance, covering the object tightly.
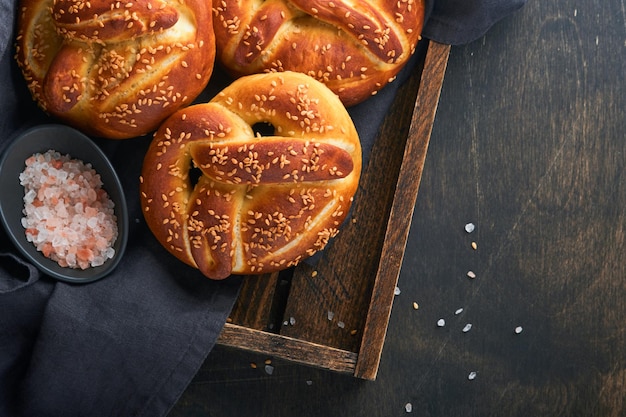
[87,217,99,229]
[455,308,464,315]
[24,189,36,204]
[467,271,476,279]
[337,321,345,329]
[264,365,274,375]
[327,311,334,321]
[394,286,401,295]
[462,323,472,333]
[289,317,296,325]
[20,150,117,270]
[468,371,477,380]
[437,318,446,327]
[464,223,475,233]
[405,403,413,413]
[515,326,523,334]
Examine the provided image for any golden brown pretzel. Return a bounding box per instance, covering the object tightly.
[14,0,215,139]
[212,0,426,107]
[139,71,362,279]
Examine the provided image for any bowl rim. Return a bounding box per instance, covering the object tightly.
[0,124,129,284]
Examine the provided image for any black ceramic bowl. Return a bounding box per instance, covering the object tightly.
[0,124,128,283]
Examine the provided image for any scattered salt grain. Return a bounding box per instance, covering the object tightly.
[394,286,401,296]
[337,321,345,329]
[264,365,274,375]
[327,311,335,321]
[437,318,446,327]
[468,371,477,380]
[455,308,464,315]
[405,403,413,413]
[462,323,473,333]
[306,380,313,386]
[20,150,117,269]
[467,271,476,279]
[515,326,523,334]
[289,317,296,326]
[464,223,475,233]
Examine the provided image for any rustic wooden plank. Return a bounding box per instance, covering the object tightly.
[276,41,433,355]
[225,272,280,331]
[354,41,451,380]
[217,323,358,374]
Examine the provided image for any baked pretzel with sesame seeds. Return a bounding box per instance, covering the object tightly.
[14,0,215,139]
[139,71,361,279]
[212,0,426,107]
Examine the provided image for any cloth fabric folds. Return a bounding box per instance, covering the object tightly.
[423,0,527,45]
[0,1,527,416]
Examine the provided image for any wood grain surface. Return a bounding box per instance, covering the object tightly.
[169,0,626,415]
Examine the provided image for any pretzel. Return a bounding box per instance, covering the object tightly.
[139,71,362,279]
[212,0,426,107]
[14,0,215,139]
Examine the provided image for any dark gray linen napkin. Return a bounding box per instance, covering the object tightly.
[423,0,528,45]
[0,1,526,416]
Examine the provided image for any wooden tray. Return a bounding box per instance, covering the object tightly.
[217,40,451,380]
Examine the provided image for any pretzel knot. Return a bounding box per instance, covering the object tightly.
[212,0,426,106]
[140,72,362,279]
[15,0,215,139]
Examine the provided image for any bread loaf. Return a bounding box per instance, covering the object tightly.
[15,0,215,139]
[212,0,426,106]
[139,71,361,279]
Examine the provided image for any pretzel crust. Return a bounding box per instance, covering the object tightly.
[139,72,361,279]
[14,0,215,139]
[212,0,426,106]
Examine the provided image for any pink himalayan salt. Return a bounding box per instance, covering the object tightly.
[20,150,118,269]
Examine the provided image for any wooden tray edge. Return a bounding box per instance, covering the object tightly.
[354,41,451,380]
[218,323,358,374]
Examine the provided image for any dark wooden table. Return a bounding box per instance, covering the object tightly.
[169,0,626,415]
